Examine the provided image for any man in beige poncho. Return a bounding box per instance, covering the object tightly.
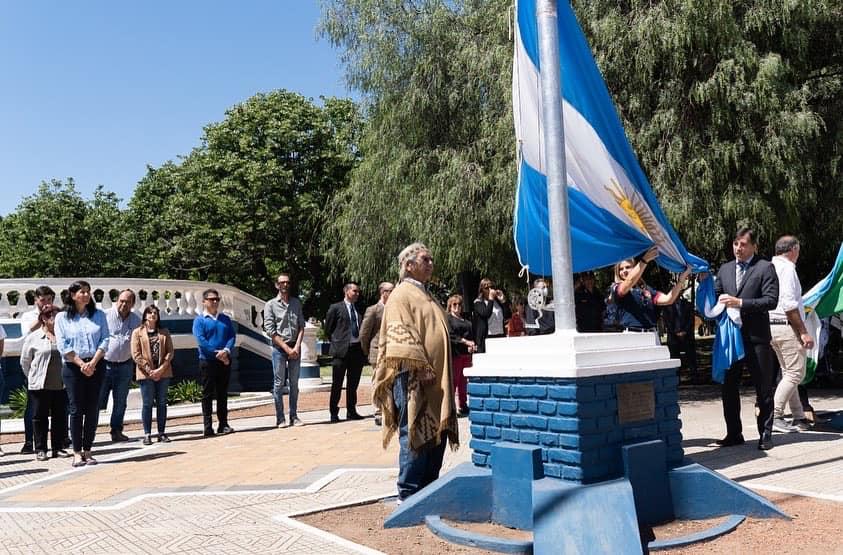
[372,242,459,502]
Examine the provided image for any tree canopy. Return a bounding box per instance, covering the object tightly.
[320,0,843,287]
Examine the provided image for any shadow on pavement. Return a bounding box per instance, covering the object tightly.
[0,468,48,479]
[689,431,843,471]
[734,454,843,483]
[109,451,184,464]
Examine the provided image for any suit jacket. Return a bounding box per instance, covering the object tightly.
[359,302,384,364]
[131,327,174,380]
[715,257,779,344]
[324,300,364,358]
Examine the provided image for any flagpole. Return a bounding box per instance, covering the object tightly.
[536,0,576,331]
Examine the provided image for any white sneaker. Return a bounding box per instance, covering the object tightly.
[772,417,797,433]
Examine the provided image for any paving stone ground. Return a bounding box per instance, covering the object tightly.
[0,383,842,553]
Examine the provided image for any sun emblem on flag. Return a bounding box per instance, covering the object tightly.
[604,178,670,247]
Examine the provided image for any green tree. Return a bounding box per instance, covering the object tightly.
[577,0,843,282]
[321,0,843,286]
[0,180,126,278]
[126,90,362,310]
[319,0,519,288]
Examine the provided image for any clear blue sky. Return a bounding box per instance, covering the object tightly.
[0,1,350,215]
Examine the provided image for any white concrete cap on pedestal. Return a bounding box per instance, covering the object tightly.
[464,330,678,379]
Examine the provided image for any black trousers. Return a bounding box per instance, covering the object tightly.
[30,388,67,453]
[722,340,775,439]
[330,344,365,417]
[199,359,230,431]
[62,360,105,452]
[667,334,698,373]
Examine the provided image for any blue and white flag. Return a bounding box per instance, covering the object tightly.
[695,275,744,383]
[512,0,708,275]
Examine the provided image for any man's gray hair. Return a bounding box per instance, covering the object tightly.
[775,235,800,256]
[398,242,430,280]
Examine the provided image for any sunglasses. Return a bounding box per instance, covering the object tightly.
[205,297,221,302]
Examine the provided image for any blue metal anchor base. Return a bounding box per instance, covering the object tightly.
[385,441,787,554]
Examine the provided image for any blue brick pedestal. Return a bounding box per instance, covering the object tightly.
[384,332,787,554]
[467,369,682,483]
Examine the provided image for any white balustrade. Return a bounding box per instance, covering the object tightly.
[0,278,269,337]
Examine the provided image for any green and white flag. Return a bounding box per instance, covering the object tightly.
[802,243,843,383]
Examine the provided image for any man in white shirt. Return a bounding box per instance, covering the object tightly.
[99,290,141,442]
[769,236,814,432]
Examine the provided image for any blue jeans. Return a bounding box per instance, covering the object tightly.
[99,359,134,433]
[393,371,447,500]
[272,346,300,424]
[139,378,170,435]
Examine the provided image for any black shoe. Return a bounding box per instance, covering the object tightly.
[758,434,773,451]
[52,450,72,459]
[142,435,153,446]
[218,426,234,435]
[330,415,341,424]
[36,451,49,462]
[203,429,216,438]
[346,412,365,421]
[715,435,745,447]
[158,434,171,443]
[111,432,129,442]
[20,443,34,455]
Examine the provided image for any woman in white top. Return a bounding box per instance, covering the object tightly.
[20,305,70,461]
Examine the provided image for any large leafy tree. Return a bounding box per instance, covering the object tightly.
[319,0,519,288]
[0,180,127,278]
[579,0,843,283]
[126,90,362,311]
[321,0,842,287]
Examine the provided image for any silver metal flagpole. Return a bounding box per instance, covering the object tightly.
[536,0,576,331]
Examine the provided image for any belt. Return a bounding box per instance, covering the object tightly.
[770,320,789,326]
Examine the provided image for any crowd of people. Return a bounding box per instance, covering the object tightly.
[0,230,836,495]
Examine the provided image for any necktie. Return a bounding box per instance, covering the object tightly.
[736,261,747,290]
[350,305,359,338]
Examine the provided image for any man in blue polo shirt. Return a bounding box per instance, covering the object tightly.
[192,288,236,437]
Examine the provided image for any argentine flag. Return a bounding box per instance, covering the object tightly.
[695,275,744,383]
[512,0,708,275]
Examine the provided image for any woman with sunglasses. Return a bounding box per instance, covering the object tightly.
[55,281,109,467]
[604,247,691,335]
[447,294,475,416]
[472,278,511,353]
[132,305,175,445]
[20,304,70,461]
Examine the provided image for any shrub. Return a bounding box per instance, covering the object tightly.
[167,380,203,405]
[8,387,28,418]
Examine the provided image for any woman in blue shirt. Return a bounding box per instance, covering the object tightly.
[55,281,109,467]
[605,247,691,334]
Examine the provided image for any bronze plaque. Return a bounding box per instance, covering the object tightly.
[616,382,655,423]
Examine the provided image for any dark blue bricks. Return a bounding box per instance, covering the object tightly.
[467,367,683,484]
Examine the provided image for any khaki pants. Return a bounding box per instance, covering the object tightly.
[770,325,806,420]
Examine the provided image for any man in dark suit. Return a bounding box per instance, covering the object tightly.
[359,282,393,426]
[714,227,779,450]
[324,282,366,423]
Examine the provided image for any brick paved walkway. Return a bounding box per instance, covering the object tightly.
[0,386,842,553]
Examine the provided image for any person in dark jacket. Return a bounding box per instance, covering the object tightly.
[447,294,475,415]
[473,278,511,353]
